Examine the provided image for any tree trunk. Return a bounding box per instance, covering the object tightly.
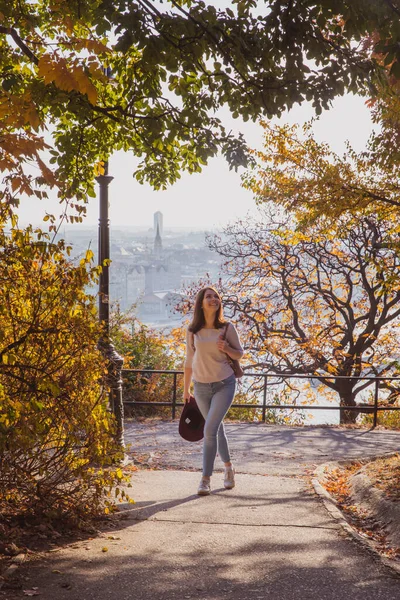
[339,391,358,424]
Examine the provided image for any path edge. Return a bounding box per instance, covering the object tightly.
[312,452,400,577]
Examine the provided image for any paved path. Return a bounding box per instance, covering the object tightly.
[3,424,400,600]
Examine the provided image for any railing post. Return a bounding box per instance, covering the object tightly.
[172,372,177,419]
[373,379,379,428]
[262,375,268,422]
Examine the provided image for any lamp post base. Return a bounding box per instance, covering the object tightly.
[99,340,125,451]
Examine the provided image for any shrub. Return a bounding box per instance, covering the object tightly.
[0,224,127,522]
[111,311,184,419]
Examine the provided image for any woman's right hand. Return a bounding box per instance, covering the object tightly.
[183,367,192,404]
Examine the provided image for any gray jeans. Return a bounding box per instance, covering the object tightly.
[193,373,236,477]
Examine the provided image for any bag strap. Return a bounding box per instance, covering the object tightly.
[190,331,195,352]
[220,322,230,341]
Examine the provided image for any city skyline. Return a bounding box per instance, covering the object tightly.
[63,212,220,328]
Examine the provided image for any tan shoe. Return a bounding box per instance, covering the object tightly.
[224,467,235,489]
[197,477,211,496]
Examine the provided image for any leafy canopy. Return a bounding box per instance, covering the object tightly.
[1,0,399,222]
[243,115,400,233]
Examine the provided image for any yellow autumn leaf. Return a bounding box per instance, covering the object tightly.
[24,106,41,131]
[72,65,98,104]
[37,54,56,83]
[85,38,111,54]
[38,55,97,104]
[11,177,22,192]
[94,161,105,176]
[85,249,94,262]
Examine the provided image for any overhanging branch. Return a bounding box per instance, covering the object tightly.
[0,26,39,65]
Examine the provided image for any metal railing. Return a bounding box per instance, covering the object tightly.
[121,369,400,427]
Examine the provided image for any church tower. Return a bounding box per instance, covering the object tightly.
[154,211,163,236]
[154,222,162,258]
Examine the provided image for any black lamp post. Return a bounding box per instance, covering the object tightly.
[96,161,124,450]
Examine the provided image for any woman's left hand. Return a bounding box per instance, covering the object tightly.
[217,337,229,353]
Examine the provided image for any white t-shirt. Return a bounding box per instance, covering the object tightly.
[184,323,244,383]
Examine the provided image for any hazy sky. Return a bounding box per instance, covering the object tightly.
[18,93,374,231]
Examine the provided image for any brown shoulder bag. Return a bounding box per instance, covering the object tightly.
[221,323,244,379]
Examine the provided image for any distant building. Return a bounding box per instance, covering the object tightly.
[139,291,182,321]
[154,223,162,259]
[154,211,163,236]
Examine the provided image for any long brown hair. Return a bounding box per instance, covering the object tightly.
[189,286,226,334]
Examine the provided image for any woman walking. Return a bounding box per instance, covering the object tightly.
[184,286,244,495]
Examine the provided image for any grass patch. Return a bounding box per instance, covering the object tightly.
[364,454,400,501]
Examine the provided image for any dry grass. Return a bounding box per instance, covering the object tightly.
[364,453,400,501]
[321,456,400,561]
